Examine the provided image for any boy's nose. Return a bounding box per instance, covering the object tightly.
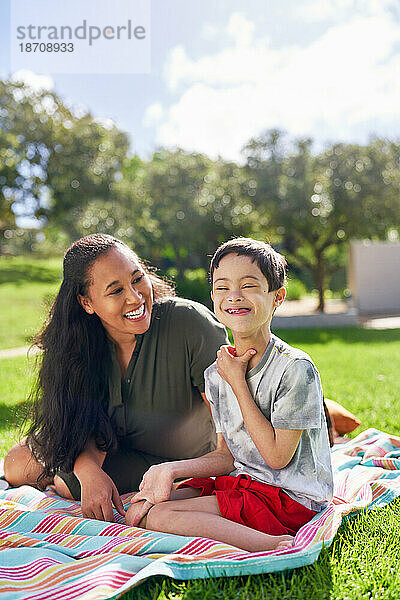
[228,292,244,302]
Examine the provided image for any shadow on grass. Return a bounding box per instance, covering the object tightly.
[124,547,333,600]
[126,559,333,600]
[0,262,62,286]
[0,401,31,434]
[274,326,400,345]
[120,501,400,599]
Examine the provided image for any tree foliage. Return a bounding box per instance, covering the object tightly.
[244,130,400,310]
[0,79,129,249]
[1,79,399,310]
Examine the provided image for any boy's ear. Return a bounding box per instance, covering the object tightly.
[77,294,94,314]
[210,291,214,301]
[274,287,286,306]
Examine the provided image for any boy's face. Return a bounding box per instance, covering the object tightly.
[211,253,285,336]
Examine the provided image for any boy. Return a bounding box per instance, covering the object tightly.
[126,238,333,552]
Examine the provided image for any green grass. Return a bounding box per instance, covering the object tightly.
[0,256,62,349]
[1,326,400,599]
[126,500,400,600]
[276,327,400,435]
[0,355,35,455]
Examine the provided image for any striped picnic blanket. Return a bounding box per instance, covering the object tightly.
[0,428,399,600]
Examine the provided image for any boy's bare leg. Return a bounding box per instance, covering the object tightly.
[126,487,201,528]
[140,494,294,552]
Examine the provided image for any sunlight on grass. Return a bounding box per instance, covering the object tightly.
[0,256,62,349]
[1,266,399,600]
[278,328,400,437]
[125,499,400,600]
[0,356,35,454]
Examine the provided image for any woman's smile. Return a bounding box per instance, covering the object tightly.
[79,246,154,343]
[124,303,146,321]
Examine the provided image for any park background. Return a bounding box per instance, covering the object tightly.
[1,1,400,599]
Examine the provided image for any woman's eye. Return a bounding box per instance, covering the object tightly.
[110,288,123,295]
[243,284,256,288]
[133,274,144,284]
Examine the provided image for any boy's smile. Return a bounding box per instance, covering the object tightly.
[225,307,251,315]
[212,254,285,341]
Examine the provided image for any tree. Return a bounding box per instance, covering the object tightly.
[44,114,129,240]
[244,131,400,311]
[0,78,129,246]
[0,129,18,251]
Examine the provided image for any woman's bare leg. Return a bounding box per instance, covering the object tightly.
[4,440,53,490]
[144,494,294,552]
[4,439,73,499]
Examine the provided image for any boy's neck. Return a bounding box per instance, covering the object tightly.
[232,326,272,371]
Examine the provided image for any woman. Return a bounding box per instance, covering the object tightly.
[4,234,227,522]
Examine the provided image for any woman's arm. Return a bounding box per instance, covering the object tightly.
[72,438,125,521]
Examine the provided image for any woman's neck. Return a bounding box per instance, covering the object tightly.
[114,337,137,377]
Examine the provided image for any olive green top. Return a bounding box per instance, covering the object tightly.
[107,297,228,460]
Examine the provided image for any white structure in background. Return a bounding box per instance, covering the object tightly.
[348,241,400,315]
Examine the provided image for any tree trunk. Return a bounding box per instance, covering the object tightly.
[315,254,325,312]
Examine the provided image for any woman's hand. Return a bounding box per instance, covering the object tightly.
[216,345,256,392]
[78,463,125,522]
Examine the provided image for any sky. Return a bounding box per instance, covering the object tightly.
[1,0,400,162]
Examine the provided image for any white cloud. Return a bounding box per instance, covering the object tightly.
[143,102,164,126]
[200,22,219,40]
[226,12,255,47]
[146,11,400,161]
[165,15,274,92]
[295,0,397,23]
[10,69,54,92]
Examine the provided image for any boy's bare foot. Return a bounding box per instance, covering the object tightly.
[125,500,149,528]
[275,535,294,550]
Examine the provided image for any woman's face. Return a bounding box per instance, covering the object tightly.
[78,246,153,343]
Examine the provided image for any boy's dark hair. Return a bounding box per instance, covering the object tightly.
[209,237,287,291]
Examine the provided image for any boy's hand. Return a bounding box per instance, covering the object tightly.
[216,345,256,391]
[130,463,175,507]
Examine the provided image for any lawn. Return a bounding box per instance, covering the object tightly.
[1,325,400,599]
[0,256,62,349]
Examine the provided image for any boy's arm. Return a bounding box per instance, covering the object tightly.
[229,378,302,469]
[216,346,302,469]
[130,433,234,506]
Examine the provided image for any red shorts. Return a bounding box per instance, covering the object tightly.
[177,474,316,536]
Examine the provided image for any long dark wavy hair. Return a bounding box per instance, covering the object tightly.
[27,234,175,481]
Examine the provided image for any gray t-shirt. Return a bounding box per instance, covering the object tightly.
[204,334,333,511]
